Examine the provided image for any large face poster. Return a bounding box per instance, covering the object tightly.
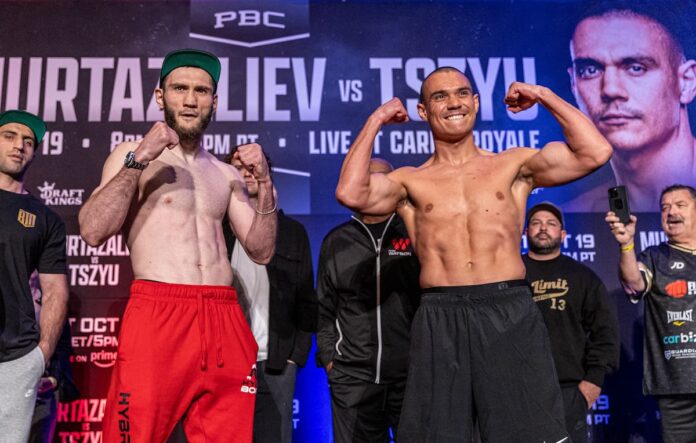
[1,1,693,442]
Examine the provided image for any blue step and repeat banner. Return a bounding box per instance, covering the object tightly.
[3,0,695,441]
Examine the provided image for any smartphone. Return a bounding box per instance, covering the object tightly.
[608,186,631,225]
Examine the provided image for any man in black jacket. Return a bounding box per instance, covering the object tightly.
[523,202,619,443]
[223,148,316,443]
[317,158,421,443]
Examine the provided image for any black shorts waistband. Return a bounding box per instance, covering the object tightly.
[422,280,529,296]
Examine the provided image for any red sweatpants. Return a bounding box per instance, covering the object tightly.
[102,280,258,443]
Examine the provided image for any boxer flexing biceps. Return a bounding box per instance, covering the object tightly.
[336,67,611,442]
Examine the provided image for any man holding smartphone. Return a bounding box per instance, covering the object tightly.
[606,184,696,443]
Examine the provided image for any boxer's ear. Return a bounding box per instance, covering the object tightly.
[678,59,696,105]
[417,102,428,121]
[155,87,165,110]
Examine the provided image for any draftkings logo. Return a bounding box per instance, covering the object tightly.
[37,181,85,206]
[388,238,413,256]
[17,208,36,228]
[664,280,696,299]
[190,0,310,48]
[667,309,693,326]
[241,363,257,394]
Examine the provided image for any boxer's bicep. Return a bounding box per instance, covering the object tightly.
[520,142,589,188]
[361,171,406,216]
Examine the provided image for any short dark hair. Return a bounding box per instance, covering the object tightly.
[572,1,691,69]
[661,184,696,203]
[418,66,471,104]
[224,145,273,173]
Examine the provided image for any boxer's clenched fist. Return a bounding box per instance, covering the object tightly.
[372,97,409,125]
[233,143,271,183]
[135,121,179,164]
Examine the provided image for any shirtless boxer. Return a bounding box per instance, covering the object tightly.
[336,67,612,442]
[79,49,277,443]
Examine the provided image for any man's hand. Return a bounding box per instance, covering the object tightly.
[134,121,179,164]
[504,82,545,113]
[233,143,271,183]
[578,380,601,408]
[372,98,409,125]
[606,212,638,247]
[325,361,333,374]
[37,377,58,395]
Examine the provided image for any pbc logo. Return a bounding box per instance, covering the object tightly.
[214,10,285,29]
[241,363,257,394]
[190,0,310,48]
[664,280,696,298]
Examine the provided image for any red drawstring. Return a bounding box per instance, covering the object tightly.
[197,293,225,370]
[197,293,208,371]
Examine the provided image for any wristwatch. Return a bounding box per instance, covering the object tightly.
[124,151,147,170]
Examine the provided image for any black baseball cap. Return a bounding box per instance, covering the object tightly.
[160,49,221,90]
[0,110,46,143]
[526,201,564,228]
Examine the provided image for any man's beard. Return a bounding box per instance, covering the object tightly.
[529,234,562,255]
[163,103,213,142]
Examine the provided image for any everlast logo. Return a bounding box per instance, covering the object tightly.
[530,278,569,302]
[667,309,693,326]
[118,392,131,442]
[17,209,36,228]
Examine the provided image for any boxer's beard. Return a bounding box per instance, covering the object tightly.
[163,102,213,143]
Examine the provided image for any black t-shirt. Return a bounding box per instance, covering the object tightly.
[364,218,390,243]
[638,243,696,395]
[0,189,67,362]
[522,254,619,387]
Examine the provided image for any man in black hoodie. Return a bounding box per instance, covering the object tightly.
[522,202,619,443]
[317,158,420,443]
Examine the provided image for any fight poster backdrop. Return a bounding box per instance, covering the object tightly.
[1,0,694,441]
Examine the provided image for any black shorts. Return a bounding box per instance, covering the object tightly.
[398,281,568,443]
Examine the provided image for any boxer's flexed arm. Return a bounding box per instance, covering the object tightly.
[336,98,408,214]
[508,82,612,188]
[227,143,277,264]
[79,122,178,246]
